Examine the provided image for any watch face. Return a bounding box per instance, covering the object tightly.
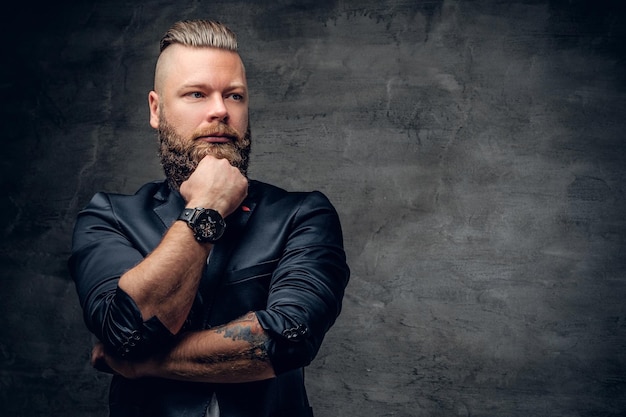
[193,209,225,242]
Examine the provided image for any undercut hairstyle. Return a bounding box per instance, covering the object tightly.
[159,19,238,53]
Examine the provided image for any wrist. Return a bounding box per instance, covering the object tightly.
[133,355,160,379]
[185,200,224,217]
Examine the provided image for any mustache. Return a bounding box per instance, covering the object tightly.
[192,123,243,141]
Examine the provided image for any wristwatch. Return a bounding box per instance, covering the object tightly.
[177,207,226,243]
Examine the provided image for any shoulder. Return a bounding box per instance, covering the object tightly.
[72,180,174,254]
[83,180,169,211]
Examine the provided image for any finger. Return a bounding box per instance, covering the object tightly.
[90,343,104,366]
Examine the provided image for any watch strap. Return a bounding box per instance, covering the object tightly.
[178,207,198,223]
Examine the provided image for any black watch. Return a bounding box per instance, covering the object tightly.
[178,207,226,243]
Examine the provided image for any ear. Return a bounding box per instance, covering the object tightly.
[148,91,160,129]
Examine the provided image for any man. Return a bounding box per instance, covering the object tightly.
[69,19,349,417]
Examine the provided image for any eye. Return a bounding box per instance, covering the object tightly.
[228,93,245,102]
[183,91,205,100]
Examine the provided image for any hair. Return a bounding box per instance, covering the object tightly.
[159,19,238,53]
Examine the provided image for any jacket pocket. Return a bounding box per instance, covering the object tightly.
[207,258,281,323]
[222,258,280,286]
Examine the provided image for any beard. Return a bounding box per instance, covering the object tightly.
[157,116,251,191]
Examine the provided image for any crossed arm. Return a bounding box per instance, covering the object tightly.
[73,156,350,383]
[91,311,275,383]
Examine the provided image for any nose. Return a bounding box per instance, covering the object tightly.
[206,93,228,122]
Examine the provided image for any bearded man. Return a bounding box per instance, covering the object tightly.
[69,20,349,417]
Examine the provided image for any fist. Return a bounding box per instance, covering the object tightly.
[180,155,248,218]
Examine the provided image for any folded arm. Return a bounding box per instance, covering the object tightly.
[71,180,349,382]
[92,312,276,383]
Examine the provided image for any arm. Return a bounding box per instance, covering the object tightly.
[69,155,248,358]
[116,221,211,334]
[92,312,276,383]
[254,191,350,374]
[119,155,248,334]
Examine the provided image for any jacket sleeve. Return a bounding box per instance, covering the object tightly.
[255,191,350,375]
[68,192,174,359]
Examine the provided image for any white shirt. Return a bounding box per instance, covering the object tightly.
[206,393,219,417]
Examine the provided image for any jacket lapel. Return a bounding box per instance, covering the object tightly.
[152,182,186,230]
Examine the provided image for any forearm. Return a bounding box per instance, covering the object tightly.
[147,312,275,383]
[118,156,246,334]
[118,221,211,334]
[95,312,276,383]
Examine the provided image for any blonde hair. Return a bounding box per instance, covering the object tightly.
[159,19,238,53]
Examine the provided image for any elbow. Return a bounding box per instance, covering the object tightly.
[263,334,320,375]
[88,286,174,359]
[255,311,325,375]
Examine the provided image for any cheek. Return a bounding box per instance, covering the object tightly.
[167,106,205,135]
[232,108,249,133]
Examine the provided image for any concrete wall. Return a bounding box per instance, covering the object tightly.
[2,1,625,416]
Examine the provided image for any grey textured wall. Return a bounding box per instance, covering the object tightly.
[2,1,625,416]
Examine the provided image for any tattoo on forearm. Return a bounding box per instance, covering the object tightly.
[212,312,269,363]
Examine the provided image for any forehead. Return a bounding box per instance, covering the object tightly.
[156,44,247,89]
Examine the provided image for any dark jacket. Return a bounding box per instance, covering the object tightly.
[69,179,350,417]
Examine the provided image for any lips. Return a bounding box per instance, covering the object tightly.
[197,135,232,144]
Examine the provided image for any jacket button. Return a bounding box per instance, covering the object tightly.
[282,324,308,341]
[118,343,131,357]
[296,324,308,336]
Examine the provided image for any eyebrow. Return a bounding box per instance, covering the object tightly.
[179,82,248,91]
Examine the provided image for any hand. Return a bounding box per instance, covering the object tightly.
[91,342,140,379]
[180,155,248,218]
